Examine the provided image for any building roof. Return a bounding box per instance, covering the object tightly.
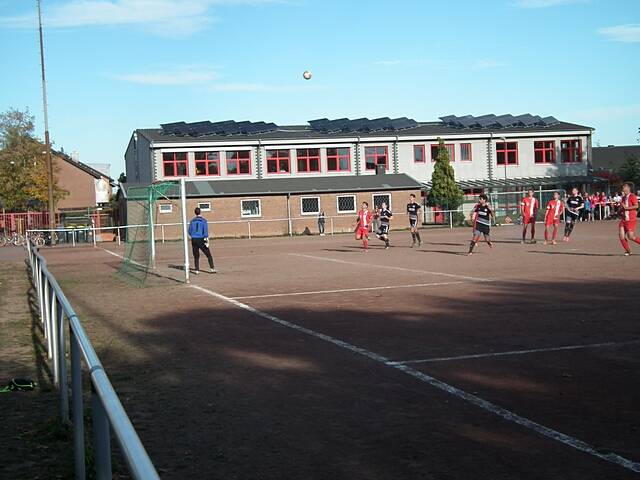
[592,145,640,172]
[137,120,593,145]
[122,174,422,198]
[54,150,117,186]
[422,175,609,190]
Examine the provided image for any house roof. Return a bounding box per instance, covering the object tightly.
[137,120,593,145]
[122,174,422,198]
[54,150,117,186]
[592,145,640,172]
[422,175,609,190]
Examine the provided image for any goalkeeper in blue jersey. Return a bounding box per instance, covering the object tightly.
[188,207,216,274]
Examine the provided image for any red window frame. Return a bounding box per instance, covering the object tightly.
[460,143,472,162]
[561,139,582,163]
[364,146,388,170]
[162,152,188,177]
[534,141,556,164]
[326,147,351,171]
[430,144,455,162]
[496,141,519,166]
[266,149,291,174]
[226,150,251,175]
[194,151,221,176]
[413,145,425,163]
[296,148,321,173]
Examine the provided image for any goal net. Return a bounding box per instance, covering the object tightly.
[118,182,182,286]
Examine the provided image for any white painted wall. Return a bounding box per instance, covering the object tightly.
[149,131,591,184]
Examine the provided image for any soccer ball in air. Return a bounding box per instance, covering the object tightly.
[303,70,312,80]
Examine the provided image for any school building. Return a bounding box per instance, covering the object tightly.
[122,114,597,236]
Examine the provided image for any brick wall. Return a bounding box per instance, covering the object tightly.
[143,188,421,240]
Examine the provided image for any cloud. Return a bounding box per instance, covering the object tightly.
[114,66,219,85]
[513,0,587,7]
[0,0,279,36]
[597,24,640,43]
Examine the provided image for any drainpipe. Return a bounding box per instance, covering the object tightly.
[393,135,399,173]
[256,139,263,179]
[355,136,361,175]
[287,193,292,236]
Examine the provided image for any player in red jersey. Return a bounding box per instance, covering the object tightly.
[543,191,564,245]
[520,188,540,244]
[353,201,373,252]
[618,182,640,256]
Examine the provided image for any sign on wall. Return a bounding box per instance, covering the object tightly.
[95,178,110,204]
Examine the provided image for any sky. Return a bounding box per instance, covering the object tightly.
[0,0,638,177]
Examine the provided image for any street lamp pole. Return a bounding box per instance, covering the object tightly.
[37,0,56,244]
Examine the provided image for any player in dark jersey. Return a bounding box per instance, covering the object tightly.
[467,194,494,255]
[563,187,584,242]
[375,202,393,249]
[407,194,422,247]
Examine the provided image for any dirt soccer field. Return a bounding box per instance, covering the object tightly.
[39,221,639,479]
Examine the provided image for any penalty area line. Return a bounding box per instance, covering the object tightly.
[231,280,467,300]
[291,253,490,282]
[190,283,640,474]
[389,339,640,365]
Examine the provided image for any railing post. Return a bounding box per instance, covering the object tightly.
[72,230,76,247]
[117,227,121,246]
[248,221,252,239]
[38,268,45,325]
[43,277,52,356]
[93,227,97,247]
[51,290,60,385]
[449,211,453,229]
[330,217,334,235]
[70,330,86,480]
[59,308,69,422]
[92,384,113,480]
[161,224,165,244]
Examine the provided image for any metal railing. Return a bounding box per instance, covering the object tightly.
[26,239,159,480]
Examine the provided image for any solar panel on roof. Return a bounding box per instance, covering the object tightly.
[389,117,418,130]
[326,118,351,132]
[160,121,188,135]
[346,118,369,132]
[542,116,559,125]
[368,117,392,131]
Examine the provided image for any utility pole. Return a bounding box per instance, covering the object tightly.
[37,0,56,244]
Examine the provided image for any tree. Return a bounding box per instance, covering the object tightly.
[618,155,640,188]
[426,138,464,210]
[0,108,67,211]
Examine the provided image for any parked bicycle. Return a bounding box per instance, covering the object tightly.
[0,231,26,247]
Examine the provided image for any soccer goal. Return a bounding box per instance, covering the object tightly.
[118,180,191,286]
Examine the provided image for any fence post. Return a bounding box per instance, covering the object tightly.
[72,230,76,247]
[59,308,69,422]
[92,385,113,480]
[161,224,165,244]
[92,227,97,247]
[117,227,121,246]
[330,217,334,236]
[50,290,59,386]
[43,277,52,356]
[248,221,252,240]
[449,211,453,229]
[70,330,86,480]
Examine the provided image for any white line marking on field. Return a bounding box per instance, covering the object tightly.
[390,340,640,365]
[232,281,467,300]
[190,283,640,474]
[102,248,123,259]
[292,253,489,282]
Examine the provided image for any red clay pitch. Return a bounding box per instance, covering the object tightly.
[41,221,640,479]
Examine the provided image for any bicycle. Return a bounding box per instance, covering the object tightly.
[1,231,25,247]
[27,231,46,247]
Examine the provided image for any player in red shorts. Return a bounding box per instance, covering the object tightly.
[520,188,539,244]
[618,182,640,256]
[353,201,373,252]
[543,191,564,245]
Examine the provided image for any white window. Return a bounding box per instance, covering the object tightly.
[197,202,211,212]
[301,197,320,215]
[158,204,173,214]
[241,199,261,218]
[337,195,356,213]
[372,194,391,210]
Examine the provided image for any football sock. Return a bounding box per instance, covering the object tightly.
[620,238,630,252]
[416,232,421,243]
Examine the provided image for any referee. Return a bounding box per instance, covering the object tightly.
[188,207,216,274]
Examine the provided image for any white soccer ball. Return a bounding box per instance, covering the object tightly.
[303,70,312,80]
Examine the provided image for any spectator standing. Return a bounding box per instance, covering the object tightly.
[318,210,326,236]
